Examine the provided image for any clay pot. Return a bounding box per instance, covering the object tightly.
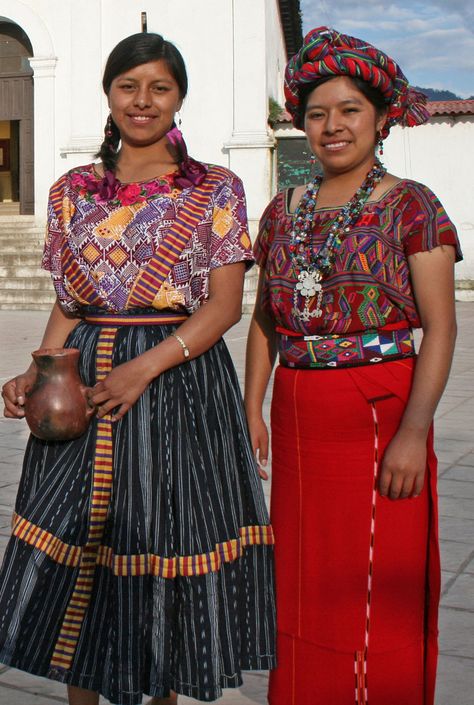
[24,347,95,441]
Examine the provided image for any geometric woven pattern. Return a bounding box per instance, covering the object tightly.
[279,327,415,368]
[50,326,117,672]
[255,180,461,337]
[43,163,253,314]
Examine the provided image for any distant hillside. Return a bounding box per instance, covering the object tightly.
[413,86,471,101]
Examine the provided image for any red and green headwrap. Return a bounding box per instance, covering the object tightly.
[284,26,430,138]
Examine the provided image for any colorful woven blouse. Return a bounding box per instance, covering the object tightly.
[255,180,462,335]
[42,163,253,314]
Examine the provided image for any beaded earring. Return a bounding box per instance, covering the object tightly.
[105,113,113,138]
[104,114,119,154]
[376,130,384,156]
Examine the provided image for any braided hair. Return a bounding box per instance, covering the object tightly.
[96,32,188,173]
[97,114,122,172]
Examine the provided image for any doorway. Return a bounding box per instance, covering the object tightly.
[0,20,34,215]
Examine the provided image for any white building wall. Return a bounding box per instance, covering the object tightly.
[383,116,474,285]
[265,0,287,107]
[0,0,287,233]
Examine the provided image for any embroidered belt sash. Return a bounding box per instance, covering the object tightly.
[278,327,416,369]
[83,311,188,326]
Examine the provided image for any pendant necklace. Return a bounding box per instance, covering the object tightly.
[289,158,386,322]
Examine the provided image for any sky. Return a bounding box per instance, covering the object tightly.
[300,0,474,98]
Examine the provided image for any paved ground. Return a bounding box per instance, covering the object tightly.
[0,305,473,704]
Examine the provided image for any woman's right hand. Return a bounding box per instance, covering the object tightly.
[248,415,270,480]
[2,368,36,419]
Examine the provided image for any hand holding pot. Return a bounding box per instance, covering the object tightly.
[23,347,95,441]
[2,367,37,419]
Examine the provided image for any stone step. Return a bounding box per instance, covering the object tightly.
[0,265,48,278]
[0,236,45,248]
[0,301,53,310]
[0,203,21,216]
[0,288,55,304]
[0,229,43,238]
[0,215,50,308]
[0,276,54,291]
[0,253,44,266]
[0,242,44,254]
[0,228,45,238]
[0,215,37,223]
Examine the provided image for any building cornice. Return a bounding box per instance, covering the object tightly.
[277,0,303,58]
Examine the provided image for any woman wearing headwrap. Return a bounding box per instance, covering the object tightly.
[245,26,461,705]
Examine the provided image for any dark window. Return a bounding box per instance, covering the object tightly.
[277,137,322,189]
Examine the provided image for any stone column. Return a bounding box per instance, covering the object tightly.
[28,57,57,221]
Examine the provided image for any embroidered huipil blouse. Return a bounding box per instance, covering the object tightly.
[255,180,462,336]
[42,163,253,314]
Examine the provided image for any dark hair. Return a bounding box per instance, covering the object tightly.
[97,33,188,172]
[297,75,388,127]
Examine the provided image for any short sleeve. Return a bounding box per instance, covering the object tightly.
[41,175,67,276]
[401,183,463,261]
[41,173,79,313]
[209,172,254,270]
[254,194,281,267]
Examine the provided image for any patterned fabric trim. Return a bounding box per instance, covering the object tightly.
[127,165,228,308]
[279,327,415,369]
[354,650,368,705]
[50,326,117,671]
[98,525,275,578]
[12,515,82,567]
[11,513,274,577]
[83,313,188,326]
[353,401,379,704]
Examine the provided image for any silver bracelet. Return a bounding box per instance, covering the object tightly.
[170,332,190,359]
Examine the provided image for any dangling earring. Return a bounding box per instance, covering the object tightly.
[104,113,118,154]
[376,130,384,157]
[105,113,113,138]
[177,111,182,128]
[310,153,317,177]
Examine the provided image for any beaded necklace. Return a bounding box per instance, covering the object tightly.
[289,159,386,322]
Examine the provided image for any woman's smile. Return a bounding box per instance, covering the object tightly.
[322,140,351,151]
[304,75,386,175]
[108,59,182,148]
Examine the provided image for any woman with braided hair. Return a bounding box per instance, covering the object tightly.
[245,26,461,705]
[0,32,276,705]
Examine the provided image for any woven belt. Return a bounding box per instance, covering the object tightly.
[279,327,416,369]
[83,312,188,326]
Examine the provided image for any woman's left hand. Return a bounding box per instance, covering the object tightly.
[89,357,153,422]
[378,428,427,500]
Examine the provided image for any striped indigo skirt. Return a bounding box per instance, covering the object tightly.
[0,318,276,704]
[268,358,440,705]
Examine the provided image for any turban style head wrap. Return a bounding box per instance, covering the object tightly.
[284,26,430,139]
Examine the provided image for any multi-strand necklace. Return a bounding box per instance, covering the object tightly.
[290,159,386,322]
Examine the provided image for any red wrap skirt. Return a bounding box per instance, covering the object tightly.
[268,358,440,705]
